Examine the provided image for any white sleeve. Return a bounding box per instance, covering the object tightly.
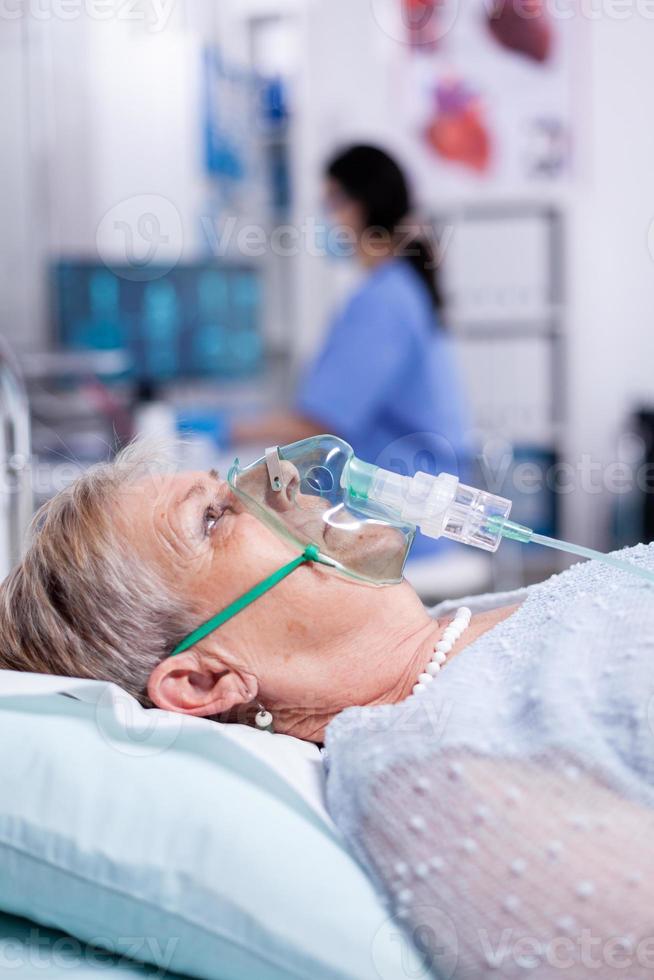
[369,749,654,978]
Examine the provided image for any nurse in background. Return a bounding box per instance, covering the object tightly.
[233,144,470,559]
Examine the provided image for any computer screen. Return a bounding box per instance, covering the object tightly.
[52,261,263,381]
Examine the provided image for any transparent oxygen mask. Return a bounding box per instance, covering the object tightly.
[228,435,416,584]
[228,433,514,585]
[229,435,654,590]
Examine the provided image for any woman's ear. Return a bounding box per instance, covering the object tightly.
[147,651,258,718]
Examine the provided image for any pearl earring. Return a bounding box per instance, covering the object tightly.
[254,703,274,734]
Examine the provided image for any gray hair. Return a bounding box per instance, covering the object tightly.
[0,440,195,705]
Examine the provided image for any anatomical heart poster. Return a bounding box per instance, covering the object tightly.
[396,0,577,189]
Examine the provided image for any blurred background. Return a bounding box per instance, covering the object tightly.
[2,0,654,600]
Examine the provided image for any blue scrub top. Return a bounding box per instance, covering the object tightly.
[295,259,470,559]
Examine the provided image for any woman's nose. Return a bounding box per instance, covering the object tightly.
[267,461,300,513]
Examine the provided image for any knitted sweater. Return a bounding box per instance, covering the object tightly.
[325,544,654,978]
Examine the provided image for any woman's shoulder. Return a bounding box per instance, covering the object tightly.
[369,258,426,298]
[350,260,436,331]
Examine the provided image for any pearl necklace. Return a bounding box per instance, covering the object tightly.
[412,606,472,697]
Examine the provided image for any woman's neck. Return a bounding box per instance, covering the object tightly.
[272,599,518,743]
[268,602,440,742]
[377,605,519,707]
[357,240,395,270]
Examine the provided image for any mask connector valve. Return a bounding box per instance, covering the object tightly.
[265,446,284,492]
[361,468,514,553]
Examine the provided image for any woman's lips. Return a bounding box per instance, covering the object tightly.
[264,488,405,573]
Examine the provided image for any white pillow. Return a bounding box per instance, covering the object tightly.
[0,671,332,827]
[0,670,404,980]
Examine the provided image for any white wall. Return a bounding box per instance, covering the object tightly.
[566,15,654,546]
[89,24,203,262]
[0,20,47,352]
[0,11,206,353]
[1,0,303,355]
[291,0,410,363]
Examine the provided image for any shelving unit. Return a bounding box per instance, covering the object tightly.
[435,202,567,585]
[437,202,566,450]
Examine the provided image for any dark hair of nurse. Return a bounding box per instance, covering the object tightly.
[325,144,443,314]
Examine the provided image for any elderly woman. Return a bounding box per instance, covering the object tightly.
[0,442,516,742]
[2,442,654,978]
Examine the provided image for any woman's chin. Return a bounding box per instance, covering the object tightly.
[324,531,407,583]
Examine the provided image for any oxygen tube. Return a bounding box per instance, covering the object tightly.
[344,458,654,586]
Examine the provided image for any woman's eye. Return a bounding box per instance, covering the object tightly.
[204,506,222,534]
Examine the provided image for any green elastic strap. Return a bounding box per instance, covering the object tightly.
[170,544,324,657]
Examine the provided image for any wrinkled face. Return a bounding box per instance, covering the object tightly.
[113,468,404,639]
[113,467,429,740]
[115,469,306,621]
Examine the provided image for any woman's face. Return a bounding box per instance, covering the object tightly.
[115,468,323,622]
[117,467,405,602]
[114,468,426,739]
[323,177,365,239]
